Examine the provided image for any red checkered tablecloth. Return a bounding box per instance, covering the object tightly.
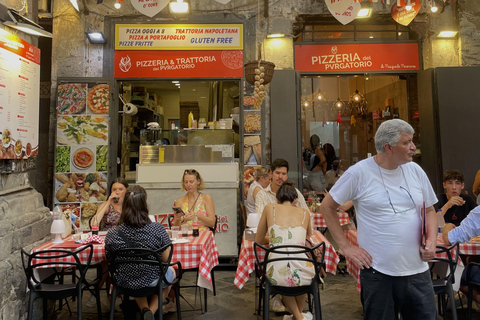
[313,211,350,229]
[234,230,340,289]
[344,231,475,292]
[32,230,219,291]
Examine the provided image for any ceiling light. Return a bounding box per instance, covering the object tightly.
[3,8,53,38]
[85,31,106,44]
[267,33,285,39]
[170,0,189,14]
[114,1,121,9]
[431,5,438,13]
[405,0,412,11]
[69,0,80,11]
[438,31,458,38]
[334,98,344,109]
[357,9,372,18]
[316,92,326,101]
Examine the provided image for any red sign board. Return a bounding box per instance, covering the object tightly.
[114,50,243,78]
[295,43,419,72]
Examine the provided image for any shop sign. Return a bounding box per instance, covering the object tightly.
[115,24,243,50]
[0,29,40,159]
[295,43,419,72]
[114,50,243,78]
[391,1,422,26]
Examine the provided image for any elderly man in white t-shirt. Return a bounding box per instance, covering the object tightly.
[321,119,438,320]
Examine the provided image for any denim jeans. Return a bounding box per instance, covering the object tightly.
[360,268,436,320]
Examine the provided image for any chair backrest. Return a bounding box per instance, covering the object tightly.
[209,215,218,234]
[254,241,326,287]
[167,215,174,229]
[21,244,94,288]
[239,202,247,231]
[431,242,460,284]
[108,243,174,289]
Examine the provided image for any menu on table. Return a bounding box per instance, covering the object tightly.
[54,81,110,231]
[0,29,40,159]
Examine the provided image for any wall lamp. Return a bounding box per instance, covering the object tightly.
[86,31,106,44]
[169,0,189,13]
[356,2,373,19]
[0,6,52,38]
[437,30,458,38]
[267,33,285,38]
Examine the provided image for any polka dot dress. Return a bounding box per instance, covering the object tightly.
[105,222,171,290]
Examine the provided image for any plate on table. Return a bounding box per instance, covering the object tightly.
[172,238,191,244]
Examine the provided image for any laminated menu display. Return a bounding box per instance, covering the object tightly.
[0,29,40,159]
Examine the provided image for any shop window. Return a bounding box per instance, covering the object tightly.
[300,74,418,193]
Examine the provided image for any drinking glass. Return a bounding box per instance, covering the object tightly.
[181,224,189,237]
[171,226,180,239]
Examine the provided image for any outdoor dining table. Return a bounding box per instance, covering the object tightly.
[312,210,350,229]
[234,229,340,290]
[32,230,219,291]
[344,230,479,292]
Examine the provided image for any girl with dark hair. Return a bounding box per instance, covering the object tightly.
[256,180,315,320]
[91,177,129,231]
[105,185,175,320]
[323,143,336,172]
[307,135,327,191]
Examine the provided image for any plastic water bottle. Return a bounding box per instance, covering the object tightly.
[437,209,445,233]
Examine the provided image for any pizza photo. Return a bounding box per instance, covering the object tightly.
[87,84,109,114]
[72,147,94,170]
[57,83,87,115]
[221,50,243,70]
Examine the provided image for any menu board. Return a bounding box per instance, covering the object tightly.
[0,29,40,159]
[54,82,110,231]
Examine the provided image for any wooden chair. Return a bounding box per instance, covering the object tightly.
[21,244,99,320]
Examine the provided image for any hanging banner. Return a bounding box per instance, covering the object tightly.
[115,24,243,50]
[295,43,420,72]
[114,50,243,78]
[391,1,422,26]
[0,29,40,159]
[329,2,361,25]
[130,0,169,17]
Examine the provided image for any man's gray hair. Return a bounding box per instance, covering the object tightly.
[374,119,414,153]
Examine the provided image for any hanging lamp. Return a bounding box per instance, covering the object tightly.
[333,77,344,109]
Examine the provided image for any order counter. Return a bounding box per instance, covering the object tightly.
[136,145,238,258]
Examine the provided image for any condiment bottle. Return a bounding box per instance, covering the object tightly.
[192,213,200,237]
[91,215,99,235]
[188,111,194,128]
[171,121,175,130]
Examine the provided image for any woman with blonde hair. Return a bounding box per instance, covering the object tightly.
[172,169,216,230]
[246,166,272,215]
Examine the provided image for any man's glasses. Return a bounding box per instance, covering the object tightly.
[386,186,416,214]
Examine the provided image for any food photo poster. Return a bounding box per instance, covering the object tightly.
[54,82,110,231]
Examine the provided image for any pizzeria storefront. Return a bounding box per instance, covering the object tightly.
[53,22,261,258]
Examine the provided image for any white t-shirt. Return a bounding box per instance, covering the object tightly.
[246,180,262,216]
[330,157,437,276]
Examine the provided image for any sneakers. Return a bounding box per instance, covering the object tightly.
[283,315,293,320]
[85,295,97,308]
[302,311,313,320]
[141,307,154,320]
[270,294,287,312]
[163,298,176,313]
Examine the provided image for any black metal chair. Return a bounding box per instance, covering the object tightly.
[178,216,218,313]
[430,242,459,320]
[465,261,480,320]
[254,241,326,320]
[108,242,182,320]
[21,244,99,320]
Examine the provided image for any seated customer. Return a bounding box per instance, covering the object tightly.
[443,206,480,304]
[434,169,476,226]
[246,166,271,216]
[324,159,344,190]
[105,185,175,320]
[255,180,315,320]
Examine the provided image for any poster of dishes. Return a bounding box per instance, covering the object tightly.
[243,166,261,199]
[0,30,40,159]
[54,82,110,230]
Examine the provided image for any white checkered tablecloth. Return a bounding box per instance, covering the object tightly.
[234,230,340,289]
[313,211,350,229]
[32,230,219,291]
[344,231,474,292]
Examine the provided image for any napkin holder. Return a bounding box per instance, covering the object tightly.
[245,228,257,241]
